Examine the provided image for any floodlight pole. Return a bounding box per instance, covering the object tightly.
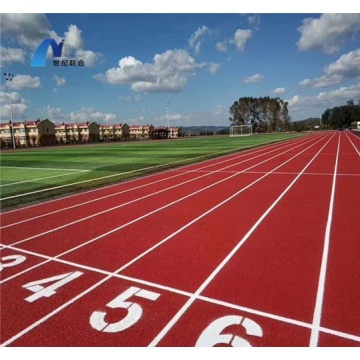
[3,69,15,149]
[166,100,170,138]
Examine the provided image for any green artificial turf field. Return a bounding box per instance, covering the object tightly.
[0,134,305,210]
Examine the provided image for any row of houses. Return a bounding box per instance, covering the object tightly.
[0,119,180,148]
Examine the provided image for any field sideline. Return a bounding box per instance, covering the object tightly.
[0,134,304,210]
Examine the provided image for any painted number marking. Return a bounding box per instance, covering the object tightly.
[23,271,83,303]
[90,286,161,333]
[0,255,26,271]
[195,315,263,347]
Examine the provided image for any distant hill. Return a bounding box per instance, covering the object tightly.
[293,117,321,126]
[179,126,229,135]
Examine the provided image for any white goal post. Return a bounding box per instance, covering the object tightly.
[229,125,252,137]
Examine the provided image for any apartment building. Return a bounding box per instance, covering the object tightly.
[78,121,100,143]
[0,119,55,147]
[99,123,130,141]
[54,122,69,144]
[129,124,154,139]
[1,119,177,148]
[169,127,180,138]
[114,123,130,140]
[56,121,100,143]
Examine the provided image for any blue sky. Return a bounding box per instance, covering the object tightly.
[1,2,359,127]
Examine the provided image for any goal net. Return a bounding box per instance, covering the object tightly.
[229,125,252,137]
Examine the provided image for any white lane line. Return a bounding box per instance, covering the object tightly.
[8,134,333,272]
[0,135,331,346]
[172,169,357,177]
[0,134,314,217]
[0,137,299,201]
[347,130,360,142]
[7,134,329,248]
[1,135,312,228]
[0,166,89,172]
[344,131,360,156]
[2,135,330,282]
[3,244,359,344]
[0,172,88,187]
[0,134,317,207]
[0,244,192,298]
[309,133,340,347]
[148,134,335,347]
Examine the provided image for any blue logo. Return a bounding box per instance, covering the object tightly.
[31,38,65,67]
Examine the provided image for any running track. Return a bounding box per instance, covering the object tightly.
[1,131,359,347]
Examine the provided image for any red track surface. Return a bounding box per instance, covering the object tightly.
[1,131,359,347]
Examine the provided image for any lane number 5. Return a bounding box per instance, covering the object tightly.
[90,286,161,333]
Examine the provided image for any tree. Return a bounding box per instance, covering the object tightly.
[320,101,360,129]
[229,96,289,132]
[280,101,291,131]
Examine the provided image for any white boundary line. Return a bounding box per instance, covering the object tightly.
[2,243,359,344]
[0,171,89,187]
[0,134,333,346]
[0,135,312,202]
[0,166,89,172]
[172,169,360,177]
[344,131,360,156]
[347,130,360,142]
[1,134,317,228]
[309,133,340,347]
[0,134,315,214]
[0,137,326,272]
[148,134,336,346]
[6,134,330,247]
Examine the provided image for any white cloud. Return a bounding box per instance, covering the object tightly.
[156,113,190,123]
[0,13,52,50]
[119,95,141,103]
[53,75,66,87]
[273,87,286,94]
[231,29,253,52]
[0,46,26,67]
[0,91,29,119]
[247,14,261,26]
[10,75,41,90]
[188,25,211,55]
[208,63,221,75]
[212,105,227,116]
[299,49,360,88]
[70,108,117,123]
[43,106,68,122]
[215,41,227,52]
[75,49,102,67]
[0,14,101,68]
[286,82,360,119]
[94,49,204,93]
[297,14,360,54]
[243,73,264,83]
[0,91,21,104]
[43,106,117,124]
[63,24,84,53]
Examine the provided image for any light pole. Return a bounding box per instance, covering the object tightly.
[166,100,170,138]
[3,69,15,149]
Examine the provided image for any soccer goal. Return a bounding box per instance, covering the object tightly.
[229,125,252,137]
